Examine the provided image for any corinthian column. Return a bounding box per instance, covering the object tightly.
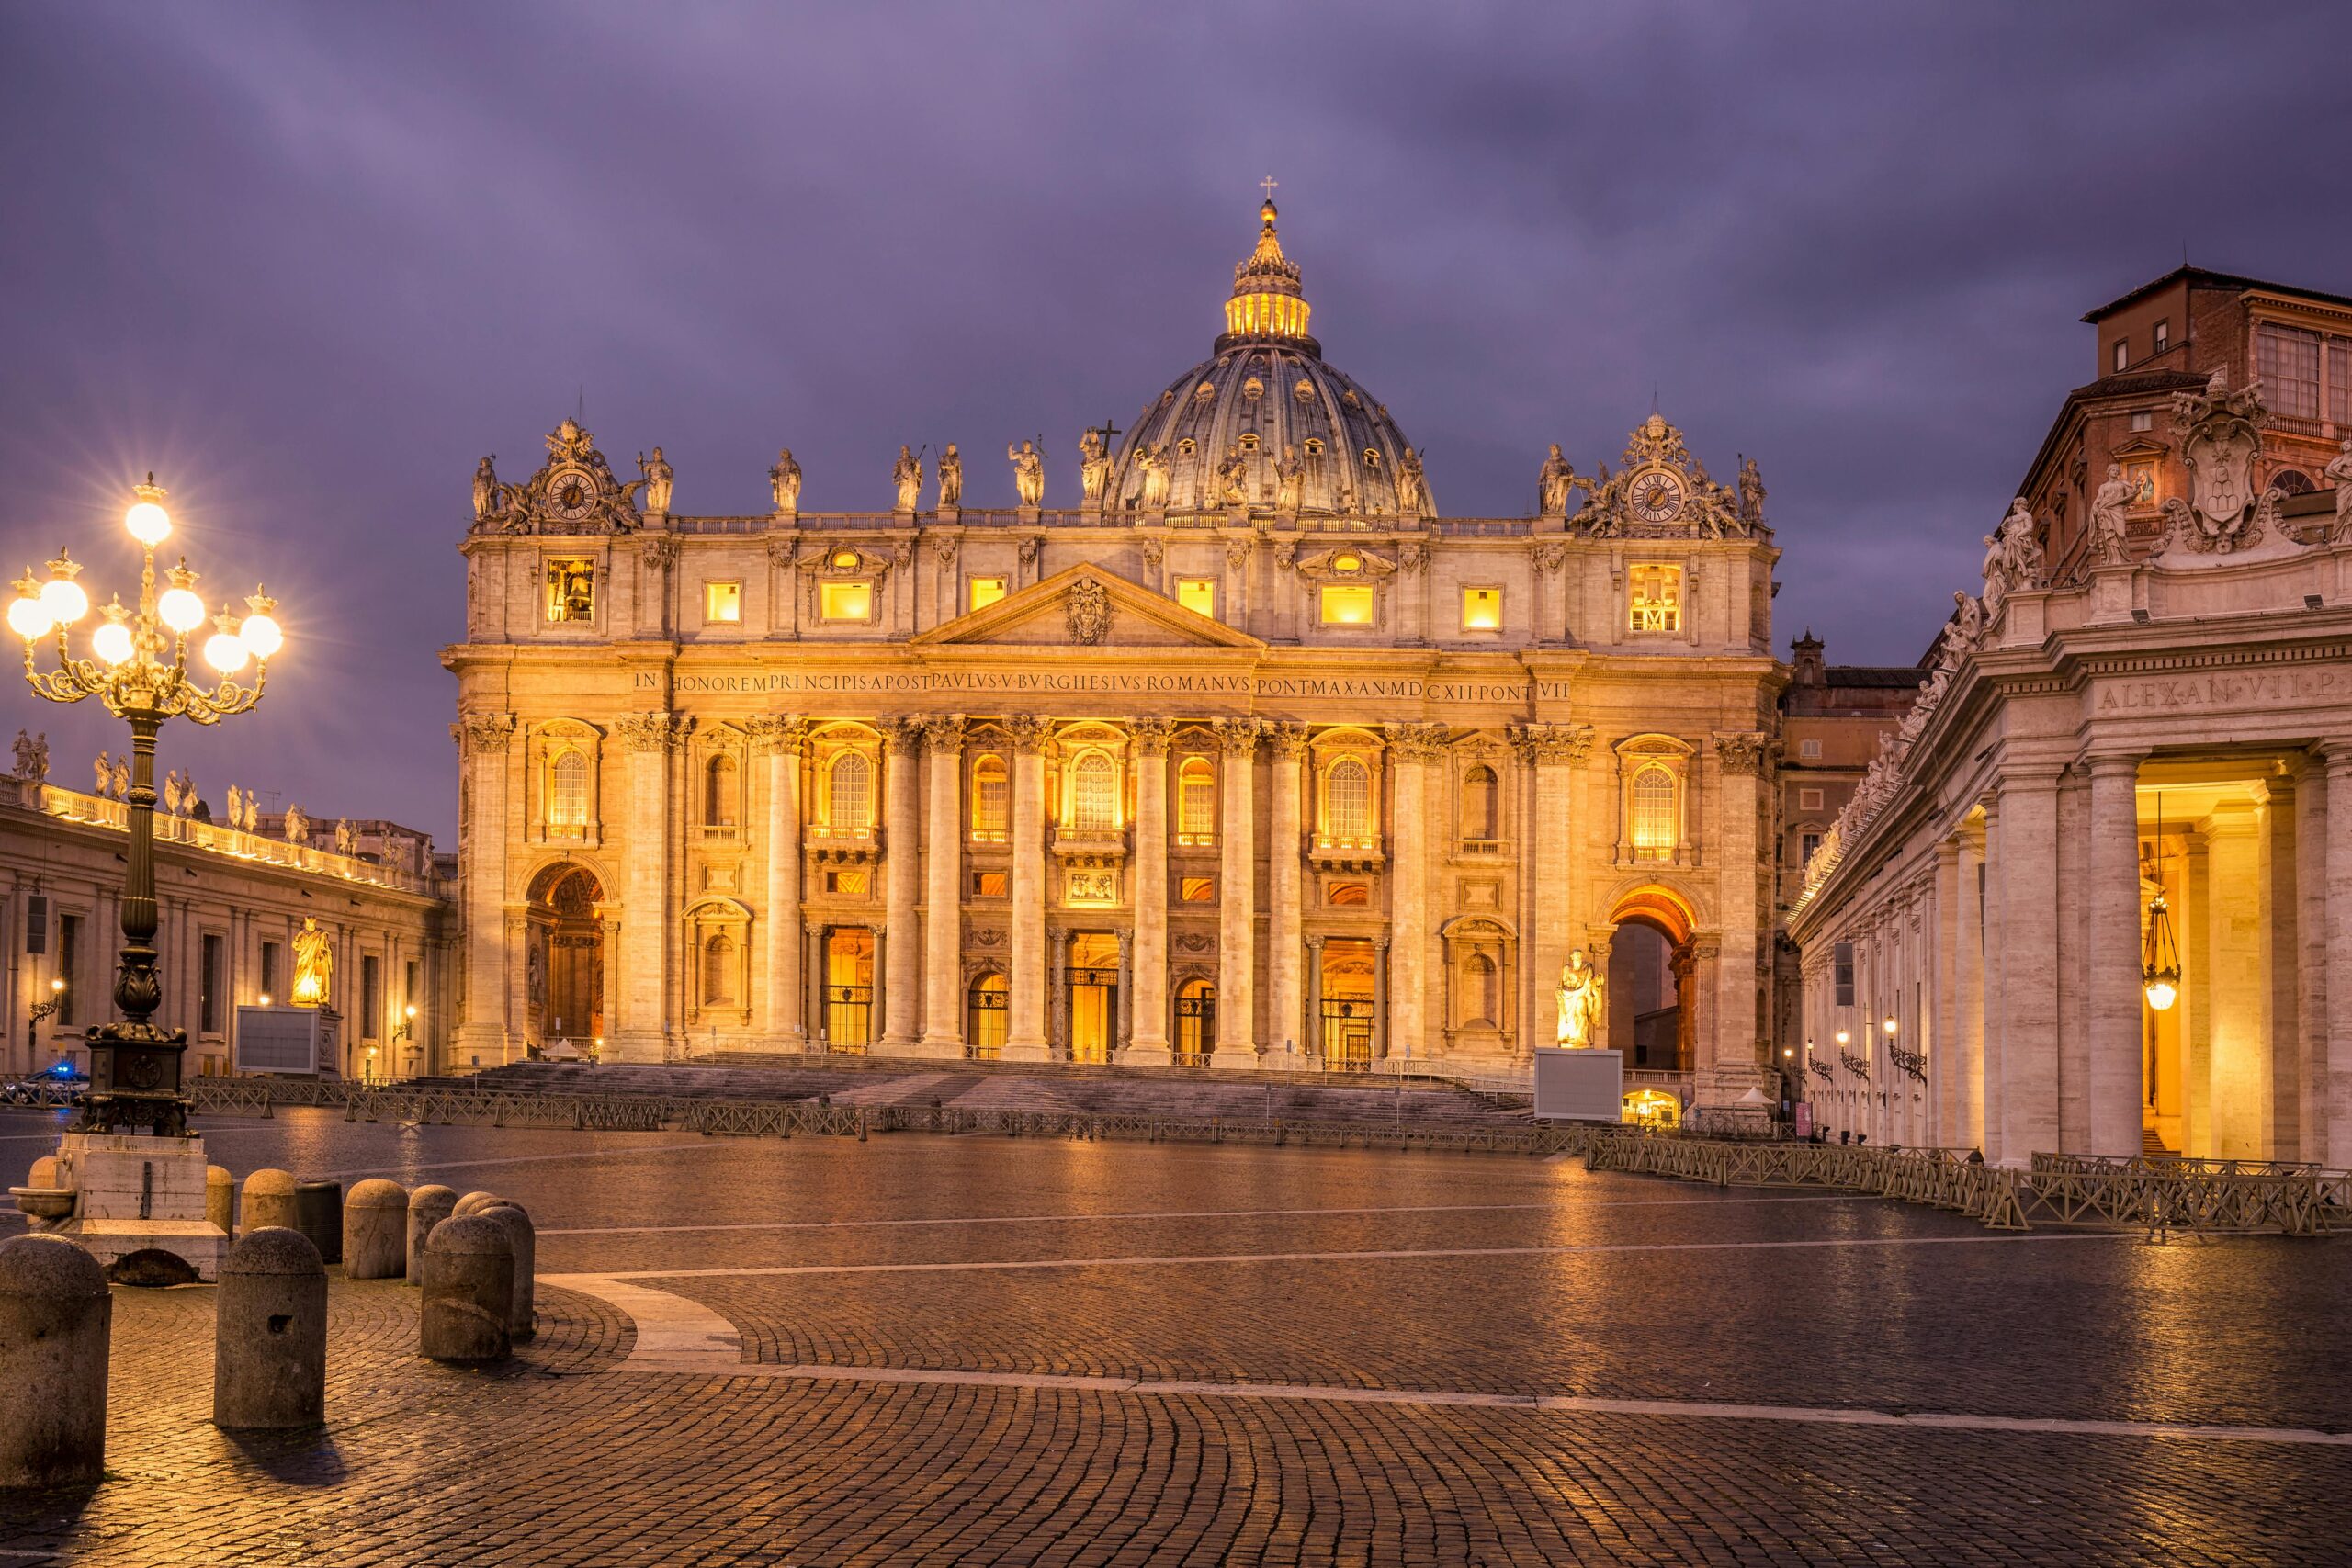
[1511,722,1590,1055]
[1385,723,1446,1061]
[1708,731,1770,1101]
[1122,717,1174,1066]
[1264,723,1307,1065]
[1212,717,1263,1066]
[615,709,688,1063]
[879,716,924,1053]
[920,715,967,1056]
[749,716,808,1049]
[453,712,515,1068]
[1003,715,1052,1060]
[2085,751,2144,1156]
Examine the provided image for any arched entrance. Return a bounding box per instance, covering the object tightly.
[967,972,1007,1060]
[1175,977,1216,1065]
[1603,885,1697,1072]
[1317,938,1376,1070]
[526,863,606,1049]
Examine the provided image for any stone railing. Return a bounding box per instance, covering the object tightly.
[25,783,441,897]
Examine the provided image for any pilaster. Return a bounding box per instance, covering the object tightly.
[1212,717,1262,1066]
[879,716,924,1051]
[750,716,807,1049]
[1385,723,1446,1059]
[1122,717,1173,1065]
[1003,715,1050,1060]
[453,712,515,1068]
[613,709,688,1062]
[2084,752,2144,1156]
[919,715,967,1057]
[1264,723,1306,1066]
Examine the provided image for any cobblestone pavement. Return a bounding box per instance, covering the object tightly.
[3,1106,2349,1565]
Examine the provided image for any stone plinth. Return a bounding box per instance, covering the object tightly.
[51,1132,228,1281]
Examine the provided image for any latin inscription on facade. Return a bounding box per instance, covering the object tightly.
[2095,668,2346,714]
[640,670,1549,705]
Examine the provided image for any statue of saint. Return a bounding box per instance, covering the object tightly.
[768,448,801,514]
[1136,445,1170,510]
[180,773,197,818]
[1007,440,1046,508]
[637,447,673,513]
[283,803,310,846]
[2325,438,2352,542]
[1215,443,1248,506]
[2000,498,2045,587]
[936,443,963,509]
[2089,463,2135,566]
[291,917,333,1007]
[1555,950,1606,1048]
[110,756,129,800]
[472,457,499,523]
[1737,456,1765,527]
[892,445,923,512]
[1396,446,1428,518]
[1078,428,1109,504]
[226,784,243,831]
[1274,444,1305,513]
[1538,443,1575,517]
[12,730,44,783]
[334,818,355,855]
[162,770,184,818]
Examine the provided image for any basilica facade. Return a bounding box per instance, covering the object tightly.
[446,200,1786,1117]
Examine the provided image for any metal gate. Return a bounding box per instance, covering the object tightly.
[1175,985,1216,1066]
[1066,965,1119,1063]
[1320,998,1375,1071]
[825,985,872,1053]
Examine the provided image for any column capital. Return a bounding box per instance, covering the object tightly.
[1130,716,1175,756]
[616,710,691,753]
[747,715,810,755]
[880,716,926,756]
[1305,932,1326,951]
[1265,721,1310,761]
[1385,722,1448,761]
[2082,750,2145,778]
[1712,730,1772,776]
[1508,722,1593,765]
[1212,716,1265,757]
[1006,715,1053,754]
[458,713,517,754]
[2319,739,2352,774]
[921,714,969,755]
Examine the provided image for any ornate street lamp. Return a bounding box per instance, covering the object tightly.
[9,478,284,1135]
[2142,794,2180,1013]
[27,976,66,1063]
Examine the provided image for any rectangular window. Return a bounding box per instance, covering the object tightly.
[824,869,870,897]
[1799,787,1824,811]
[2111,338,2128,374]
[820,581,873,622]
[970,870,1008,898]
[1179,876,1216,903]
[58,913,82,1024]
[1319,584,1375,625]
[2153,319,2170,354]
[261,941,282,1003]
[2129,410,2154,433]
[1798,739,1822,761]
[546,558,595,624]
[1461,587,1502,631]
[361,955,381,1041]
[2256,322,2322,421]
[404,960,419,1017]
[967,576,1007,612]
[1834,942,1855,1008]
[703,581,742,624]
[1176,760,1216,843]
[969,759,1009,840]
[25,894,46,954]
[1176,579,1216,619]
[1801,831,1823,863]
[2330,337,2352,429]
[1629,564,1681,633]
[201,934,224,1034]
[1327,880,1369,907]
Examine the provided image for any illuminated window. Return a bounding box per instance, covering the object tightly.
[1462,587,1501,630]
[1304,437,1325,457]
[831,548,862,570]
[704,582,741,623]
[548,753,588,830]
[1177,757,1216,842]
[1629,565,1681,633]
[1180,876,1216,903]
[820,581,873,621]
[705,754,739,829]
[1362,448,1381,470]
[1238,432,1260,451]
[1178,438,1197,457]
[824,869,868,897]
[2257,322,2321,421]
[969,755,1008,840]
[1630,765,1678,860]
[1327,881,1369,907]
[1326,759,1370,839]
[1320,585,1375,625]
[546,558,594,624]
[827,752,872,829]
[1177,579,1216,619]
[1460,764,1498,841]
[1070,752,1119,832]
[967,576,1006,612]
[970,870,1008,898]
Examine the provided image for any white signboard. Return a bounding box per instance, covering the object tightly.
[233,1006,340,1077]
[1532,1047,1624,1122]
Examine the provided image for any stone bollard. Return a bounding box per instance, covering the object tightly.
[0,1234,110,1487]
[241,1168,299,1233]
[419,1215,513,1363]
[206,1167,234,1238]
[480,1202,536,1341]
[293,1180,343,1266]
[405,1185,458,1284]
[212,1228,326,1430]
[343,1180,408,1280]
[451,1190,502,1218]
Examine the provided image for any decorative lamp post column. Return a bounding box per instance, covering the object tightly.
[9,478,285,1136]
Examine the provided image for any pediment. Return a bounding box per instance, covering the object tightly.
[911,563,1266,650]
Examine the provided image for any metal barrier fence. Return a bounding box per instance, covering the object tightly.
[1586,1134,2352,1236]
[187,1077,1593,1158]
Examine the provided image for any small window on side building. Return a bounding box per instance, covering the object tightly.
[704,581,741,623]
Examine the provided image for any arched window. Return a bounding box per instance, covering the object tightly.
[1463,953,1498,1028]
[1630,765,1678,860]
[1177,757,1216,842]
[548,752,588,830]
[1460,764,1498,842]
[969,755,1007,840]
[1327,758,1370,839]
[705,754,738,829]
[702,934,736,1007]
[1071,751,1118,832]
[829,751,872,830]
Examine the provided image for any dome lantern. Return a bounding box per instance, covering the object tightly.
[1219,184,1317,355]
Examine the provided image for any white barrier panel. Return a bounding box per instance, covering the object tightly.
[1532,1048,1623,1122]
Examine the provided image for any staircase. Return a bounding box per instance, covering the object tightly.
[2142,1125,2176,1157]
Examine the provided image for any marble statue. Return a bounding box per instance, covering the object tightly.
[1136,445,1170,510]
[226,784,243,831]
[291,917,332,1007]
[472,457,498,523]
[1952,590,1984,649]
[2325,439,2352,542]
[1275,444,1305,512]
[2089,464,2135,566]
[11,730,46,783]
[637,447,673,513]
[2001,498,2045,588]
[162,770,185,818]
[1008,440,1046,508]
[892,445,923,512]
[1538,443,1575,517]
[1396,446,1428,517]
[1215,444,1248,507]
[1555,950,1606,1048]
[1737,456,1765,528]
[334,818,355,855]
[110,756,129,800]
[240,790,259,833]
[936,443,963,509]
[1078,428,1109,504]
[94,752,112,798]
[769,448,801,514]
[283,803,310,846]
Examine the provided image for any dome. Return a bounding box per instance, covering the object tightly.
[1107,199,1431,520]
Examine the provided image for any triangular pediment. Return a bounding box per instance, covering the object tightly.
[911,563,1266,651]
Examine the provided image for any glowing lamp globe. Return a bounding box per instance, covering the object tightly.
[239,611,282,659]
[6,594,48,639]
[126,501,171,546]
[39,577,88,627]
[158,586,207,634]
[203,630,250,673]
[2143,977,2178,1012]
[92,621,134,665]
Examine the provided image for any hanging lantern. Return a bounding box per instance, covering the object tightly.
[2143,794,2180,1012]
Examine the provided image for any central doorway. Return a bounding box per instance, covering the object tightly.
[1319,937,1376,1070]
[967,972,1007,1061]
[825,928,875,1053]
[1175,978,1216,1065]
[1065,931,1120,1063]
[528,863,605,1050]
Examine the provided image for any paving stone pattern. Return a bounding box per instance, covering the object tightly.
[0,1106,2347,1565]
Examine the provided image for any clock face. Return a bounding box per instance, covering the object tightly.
[547,468,597,522]
[1627,469,1686,524]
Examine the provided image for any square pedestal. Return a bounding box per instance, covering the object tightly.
[51,1131,228,1280]
[1532,1047,1624,1122]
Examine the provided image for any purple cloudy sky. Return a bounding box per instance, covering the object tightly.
[5,3,2348,844]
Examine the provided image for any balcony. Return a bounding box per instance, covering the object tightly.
[1308,832,1385,872]
[804,822,883,864]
